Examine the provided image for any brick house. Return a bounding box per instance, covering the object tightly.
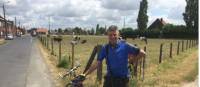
[36,28,48,35]
[0,15,17,38]
[148,18,167,29]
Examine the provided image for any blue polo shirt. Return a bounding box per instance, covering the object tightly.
[97,40,140,78]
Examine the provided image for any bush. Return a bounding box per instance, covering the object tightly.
[57,55,69,68]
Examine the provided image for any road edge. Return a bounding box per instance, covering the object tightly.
[37,40,63,87]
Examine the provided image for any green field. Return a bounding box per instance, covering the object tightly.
[39,35,198,87]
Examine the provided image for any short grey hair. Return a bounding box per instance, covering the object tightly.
[107,25,118,33]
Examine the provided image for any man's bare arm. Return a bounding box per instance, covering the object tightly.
[84,61,102,76]
[137,49,146,58]
[129,49,146,63]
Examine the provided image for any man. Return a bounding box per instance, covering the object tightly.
[83,25,146,87]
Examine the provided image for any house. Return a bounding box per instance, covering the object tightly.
[0,16,5,38]
[7,20,14,34]
[148,18,167,29]
[29,28,48,36]
[0,15,17,38]
[36,28,48,35]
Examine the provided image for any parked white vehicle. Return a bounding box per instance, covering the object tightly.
[5,34,14,40]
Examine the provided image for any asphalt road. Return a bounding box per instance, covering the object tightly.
[0,35,53,87]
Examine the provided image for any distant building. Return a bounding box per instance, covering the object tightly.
[0,16,5,38]
[0,15,17,38]
[36,28,48,35]
[29,28,48,36]
[148,18,167,29]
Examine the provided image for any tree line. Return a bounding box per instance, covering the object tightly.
[121,0,198,39]
[34,0,197,39]
[52,24,107,35]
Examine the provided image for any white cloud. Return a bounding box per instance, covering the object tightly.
[0,0,187,29]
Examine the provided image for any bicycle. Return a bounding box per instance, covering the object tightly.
[59,64,86,87]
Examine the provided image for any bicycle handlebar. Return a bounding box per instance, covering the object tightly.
[60,64,81,78]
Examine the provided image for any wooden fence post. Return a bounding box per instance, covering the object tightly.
[159,43,163,63]
[193,40,195,47]
[41,37,43,45]
[191,40,193,47]
[47,37,49,49]
[139,58,142,77]
[59,41,61,63]
[45,37,47,47]
[182,40,184,52]
[51,38,54,55]
[83,45,98,74]
[196,39,198,46]
[142,46,146,81]
[71,44,75,68]
[97,45,103,84]
[186,40,188,50]
[192,40,194,47]
[68,55,71,62]
[170,43,173,58]
[42,37,44,46]
[177,41,180,55]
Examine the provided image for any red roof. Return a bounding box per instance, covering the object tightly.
[36,28,48,33]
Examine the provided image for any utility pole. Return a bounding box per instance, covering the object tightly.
[48,16,50,35]
[18,21,20,29]
[123,16,126,28]
[15,17,17,36]
[3,4,7,37]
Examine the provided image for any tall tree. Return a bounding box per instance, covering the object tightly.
[137,0,148,30]
[91,28,95,35]
[58,28,63,34]
[183,0,198,30]
[96,24,100,35]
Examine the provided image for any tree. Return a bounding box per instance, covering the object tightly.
[183,0,198,30]
[73,27,82,35]
[95,24,100,35]
[99,27,106,35]
[137,0,148,31]
[64,28,69,33]
[58,28,63,34]
[54,29,58,33]
[91,28,95,35]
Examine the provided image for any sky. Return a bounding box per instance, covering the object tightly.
[0,0,186,30]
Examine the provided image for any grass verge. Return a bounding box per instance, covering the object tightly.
[0,39,6,45]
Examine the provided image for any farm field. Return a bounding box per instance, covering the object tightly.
[39,35,198,87]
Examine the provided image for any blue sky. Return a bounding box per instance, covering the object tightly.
[0,0,186,29]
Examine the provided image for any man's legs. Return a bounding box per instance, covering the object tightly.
[113,78,129,87]
[103,76,112,87]
[103,76,129,87]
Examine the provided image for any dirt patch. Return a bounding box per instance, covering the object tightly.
[181,76,198,87]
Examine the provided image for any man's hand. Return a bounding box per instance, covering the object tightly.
[78,74,86,81]
[138,49,146,58]
[128,49,146,64]
[71,74,86,86]
[84,61,101,76]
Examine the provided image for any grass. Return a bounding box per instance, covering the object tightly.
[183,59,198,82]
[141,47,198,86]
[39,35,198,87]
[0,39,6,45]
[57,55,70,68]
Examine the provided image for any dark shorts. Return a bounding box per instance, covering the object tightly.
[103,76,129,87]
